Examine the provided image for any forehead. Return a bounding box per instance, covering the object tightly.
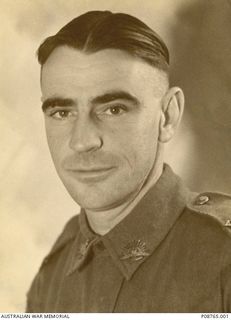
[41,46,167,99]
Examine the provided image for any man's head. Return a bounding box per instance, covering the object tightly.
[38,11,169,71]
[39,11,184,211]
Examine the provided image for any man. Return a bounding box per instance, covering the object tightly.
[26,11,231,312]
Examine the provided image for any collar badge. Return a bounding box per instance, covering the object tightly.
[78,239,91,259]
[120,239,150,262]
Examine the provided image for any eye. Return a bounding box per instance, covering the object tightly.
[104,105,127,116]
[48,109,77,120]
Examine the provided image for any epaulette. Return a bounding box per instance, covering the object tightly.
[40,214,79,268]
[187,191,231,235]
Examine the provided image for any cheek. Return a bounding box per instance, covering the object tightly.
[45,123,71,164]
[135,123,160,163]
[108,119,159,167]
[126,118,159,149]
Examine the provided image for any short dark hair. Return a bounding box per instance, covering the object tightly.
[37,10,169,72]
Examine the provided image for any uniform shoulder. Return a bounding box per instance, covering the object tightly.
[41,214,80,267]
[186,191,231,235]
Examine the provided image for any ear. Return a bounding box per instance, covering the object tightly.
[158,87,184,143]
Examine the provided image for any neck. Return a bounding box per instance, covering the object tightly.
[85,147,164,235]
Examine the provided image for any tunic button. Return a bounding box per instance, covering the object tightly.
[225,219,231,227]
[96,241,105,251]
[196,195,210,205]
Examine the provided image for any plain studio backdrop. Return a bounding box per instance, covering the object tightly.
[0,0,231,312]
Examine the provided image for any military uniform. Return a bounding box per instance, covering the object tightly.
[26,165,231,312]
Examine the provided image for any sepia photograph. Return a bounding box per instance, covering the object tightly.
[0,0,231,313]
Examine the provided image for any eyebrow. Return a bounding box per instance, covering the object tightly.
[41,97,75,112]
[41,90,140,112]
[91,90,140,106]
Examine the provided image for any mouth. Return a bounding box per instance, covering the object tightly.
[65,166,116,182]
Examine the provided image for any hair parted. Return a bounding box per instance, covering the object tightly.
[37,10,169,72]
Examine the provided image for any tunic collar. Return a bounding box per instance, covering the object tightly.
[77,164,189,280]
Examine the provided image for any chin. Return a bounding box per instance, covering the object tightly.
[58,169,140,211]
[65,184,127,211]
[71,197,111,211]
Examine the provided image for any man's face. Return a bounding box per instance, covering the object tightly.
[41,47,168,211]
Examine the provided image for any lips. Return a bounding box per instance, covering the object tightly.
[73,167,113,172]
[65,166,116,182]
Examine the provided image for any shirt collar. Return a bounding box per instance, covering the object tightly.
[78,164,189,280]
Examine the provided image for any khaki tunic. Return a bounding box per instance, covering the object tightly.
[26,165,231,312]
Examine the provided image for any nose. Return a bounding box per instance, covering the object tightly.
[69,116,103,153]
